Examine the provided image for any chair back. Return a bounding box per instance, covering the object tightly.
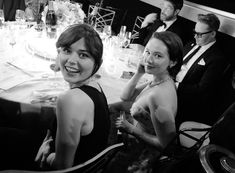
[1,143,124,173]
[131,16,144,43]
[199,144,235,173]
[88,5,115,31]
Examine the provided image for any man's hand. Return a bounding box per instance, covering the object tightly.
[141,13,157,28]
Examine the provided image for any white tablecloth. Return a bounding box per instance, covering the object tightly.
[0,24,150,107]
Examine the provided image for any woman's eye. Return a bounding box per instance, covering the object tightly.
[61,47,71,54]
[78,53,89,59]
[145,50,150,55]
[154,53,162,59]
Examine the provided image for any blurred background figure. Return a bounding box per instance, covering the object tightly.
[0,0,25,21]
[133,0,194,47]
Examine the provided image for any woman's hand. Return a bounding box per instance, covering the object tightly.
[136,58,145,74]
[115,114,135,134]
[35,130,53,169]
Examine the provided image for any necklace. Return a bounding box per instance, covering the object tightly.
[148,77,171,88]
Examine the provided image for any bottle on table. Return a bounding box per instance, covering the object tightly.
[45,0,57,38]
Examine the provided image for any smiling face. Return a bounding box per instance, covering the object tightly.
[58,38,95,86]
[143,38,172,76]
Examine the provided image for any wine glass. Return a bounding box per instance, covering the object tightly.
[0,9,5,25]
[8,25,16,62]
[49,56,60,88]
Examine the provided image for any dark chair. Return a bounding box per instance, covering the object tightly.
[152,102,235,173]
[0,143,124,173]
[199,144,235,173]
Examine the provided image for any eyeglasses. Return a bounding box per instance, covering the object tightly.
[193,30,213,38]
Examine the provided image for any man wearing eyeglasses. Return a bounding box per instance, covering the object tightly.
[133,0,194,47]
[175,13,229,128]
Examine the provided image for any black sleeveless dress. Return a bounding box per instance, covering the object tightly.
[51,85,110,165]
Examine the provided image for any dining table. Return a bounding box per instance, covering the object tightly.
[0,22,151,112]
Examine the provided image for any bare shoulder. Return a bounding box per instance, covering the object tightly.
[57,88,95,120]
[148,81,177,116]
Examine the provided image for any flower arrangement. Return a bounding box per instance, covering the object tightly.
[42,0,86,27]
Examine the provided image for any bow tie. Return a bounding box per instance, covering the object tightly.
[160,21,167,28]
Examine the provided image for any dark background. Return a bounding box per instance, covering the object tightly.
[186,0,235,14]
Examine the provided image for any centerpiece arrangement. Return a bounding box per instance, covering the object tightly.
[42,0,86,28]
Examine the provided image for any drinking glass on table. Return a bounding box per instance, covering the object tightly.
[49,57,60,88]
[123,31,132,48]
[103,25,112,38]
[15,9,26,22]
[118,25,126,47]
[0,9,5,25]
[8,25,17,62]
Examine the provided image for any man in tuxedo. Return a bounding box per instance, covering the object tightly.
[175,13,229,127]
[133,0,193,46]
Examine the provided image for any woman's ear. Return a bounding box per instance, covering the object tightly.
[169,61,176,68]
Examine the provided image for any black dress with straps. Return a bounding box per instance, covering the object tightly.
[51,85,111,165]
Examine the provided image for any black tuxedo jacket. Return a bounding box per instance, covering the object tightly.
[176,41,229,127]
[133,16,194,46]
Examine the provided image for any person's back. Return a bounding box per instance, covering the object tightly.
[0,0,25,21]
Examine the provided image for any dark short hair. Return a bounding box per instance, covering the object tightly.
[56,23,103,75]
[151,31,183,79]
[165,0,184,10]
[197,13,220,31]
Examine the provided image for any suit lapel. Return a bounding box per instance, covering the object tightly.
[182,44,216,81]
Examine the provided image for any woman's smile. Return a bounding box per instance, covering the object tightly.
[64,65,81,73]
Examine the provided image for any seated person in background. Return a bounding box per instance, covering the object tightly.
[175,13,228,128]
[24,0,48,22]
[132,0,193,47]
[108,31,183,173]
[0,0,25,21]
[35,23,110,170]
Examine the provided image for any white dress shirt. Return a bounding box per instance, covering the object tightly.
[176,41,216,86]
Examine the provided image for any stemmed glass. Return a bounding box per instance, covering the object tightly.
[8,25,16,62]
[0,9,5,25]
[49,56,60,88]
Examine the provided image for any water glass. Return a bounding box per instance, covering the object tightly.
[15,9,26,23]
[103,25,112,37]
[119,25,126,39]
[123,31,132,48]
